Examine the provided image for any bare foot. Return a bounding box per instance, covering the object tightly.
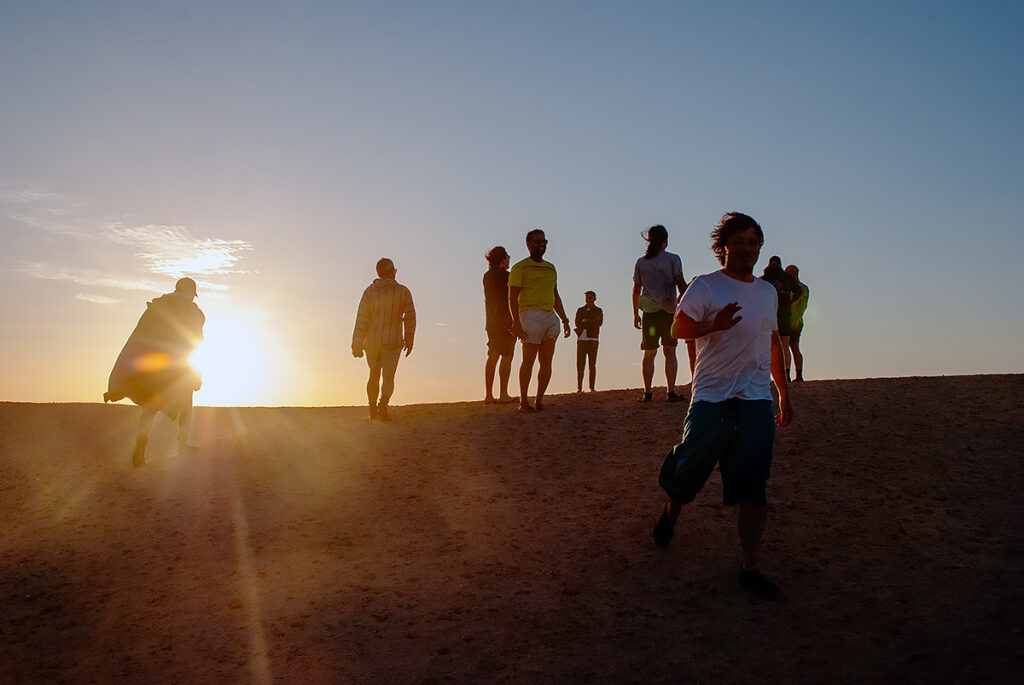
[519,402,536,413]
[484,396,496,404]
[497,395,518,404]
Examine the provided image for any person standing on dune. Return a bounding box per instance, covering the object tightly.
[653,212,793,600]
[508,228,571,413]
[352,258,416,422]
[482,246,517,404]
[104,277,205,468]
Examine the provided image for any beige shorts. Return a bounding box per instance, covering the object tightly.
[520,309,561,345]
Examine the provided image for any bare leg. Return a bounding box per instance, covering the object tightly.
[641,348,657,393]
[134,407,156,467]
[535,337,556,409]
[378,348,401,406]
[686,340,696,378]
[498,353,514,400]
[789,338,803,381]
[485,349,500,401]
[664,345,678,394]
[176,394,194,453]
[367,365,382,408]
[519,342,539,410]
[738,503,767,571]
[780,335,791,379]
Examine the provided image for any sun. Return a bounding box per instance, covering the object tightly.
[188,307,277,406]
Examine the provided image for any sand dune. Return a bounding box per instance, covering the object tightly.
[2,375,1022,683]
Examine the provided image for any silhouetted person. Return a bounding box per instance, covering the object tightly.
[761,255,800,381]
[104,277,205,467]
[574,291,603,392]
[632,224,694,402]
[483,246,517,404]
[352,258,416,421]
[785,264,809,381]
[653,212,793,600]
[508,229,571,412]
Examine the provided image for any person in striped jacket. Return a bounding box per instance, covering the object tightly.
[351,258,416,421]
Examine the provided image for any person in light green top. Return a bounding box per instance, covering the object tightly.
[507,228,571,413]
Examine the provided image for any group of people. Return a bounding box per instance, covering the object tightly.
[104,211,808,599]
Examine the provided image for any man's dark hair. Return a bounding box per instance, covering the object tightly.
[526,228,545,242]
[643,225,668,259]
[585,290,596,298]
[710,212,763,266]
[375,258,395,278]
[486,246,509,267]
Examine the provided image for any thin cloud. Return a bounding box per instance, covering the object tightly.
[75,293,121,305]
[2,180,254,292]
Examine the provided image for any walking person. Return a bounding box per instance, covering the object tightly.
[508,228,571,413]
[483,246,517,404]
[104,277,205,467]
[352,258,416,421]
[653,212,793,600]
[632,224,693,402]
[785,264,809,382]
[574,291,603,392]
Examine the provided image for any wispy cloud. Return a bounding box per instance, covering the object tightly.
[2,180,253,295]
[75,293,121,305]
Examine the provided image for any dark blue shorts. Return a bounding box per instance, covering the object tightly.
[658,399,775,506]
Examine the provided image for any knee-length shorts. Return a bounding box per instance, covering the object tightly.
[658,398,775,506]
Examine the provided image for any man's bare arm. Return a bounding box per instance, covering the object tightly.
[553,286,571,338]
[632,282,642,329]
[770,330,792,426]
[508,286,523,338]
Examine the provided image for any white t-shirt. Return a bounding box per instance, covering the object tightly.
[679,270,779,403]
[633,251,684,313]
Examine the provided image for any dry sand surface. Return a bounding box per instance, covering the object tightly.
[2,375,1022,683]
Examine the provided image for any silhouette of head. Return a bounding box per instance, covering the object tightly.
[175,277,198,298]
[785,264,799,277]
[585,291,596,305]
[767,255,783,270]
[711,212,763,266]
[376,258,396,278]
[643,225,668,258]
[486,246,509,268]
[525,229,547,260]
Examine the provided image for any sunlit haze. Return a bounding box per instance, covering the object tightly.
[2,2,1022,406]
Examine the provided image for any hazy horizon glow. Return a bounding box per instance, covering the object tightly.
[2,2,1022,406]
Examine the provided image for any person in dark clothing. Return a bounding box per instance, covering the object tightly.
[574,291,603,392]
[760,256,800,380]
[483,246,517,404]
[104,277,205,467]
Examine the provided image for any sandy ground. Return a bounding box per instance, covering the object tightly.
[1,375,1022,683]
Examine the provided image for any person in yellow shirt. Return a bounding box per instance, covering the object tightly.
[507,229,570,412]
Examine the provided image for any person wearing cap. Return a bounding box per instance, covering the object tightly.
[104,277,205,467]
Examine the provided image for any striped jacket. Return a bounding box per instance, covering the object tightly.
[352,278,416,349]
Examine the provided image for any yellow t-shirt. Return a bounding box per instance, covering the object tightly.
[508,257,557,311]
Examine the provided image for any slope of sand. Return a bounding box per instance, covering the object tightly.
[2,375,1022,683]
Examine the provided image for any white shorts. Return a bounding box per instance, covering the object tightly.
[520,309,561,345]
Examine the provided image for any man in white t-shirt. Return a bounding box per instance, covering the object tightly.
[652,212,793,600]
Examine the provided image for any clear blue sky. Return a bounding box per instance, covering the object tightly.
[2,1,1022,406]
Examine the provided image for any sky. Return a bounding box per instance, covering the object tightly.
[2,0,1022,407]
